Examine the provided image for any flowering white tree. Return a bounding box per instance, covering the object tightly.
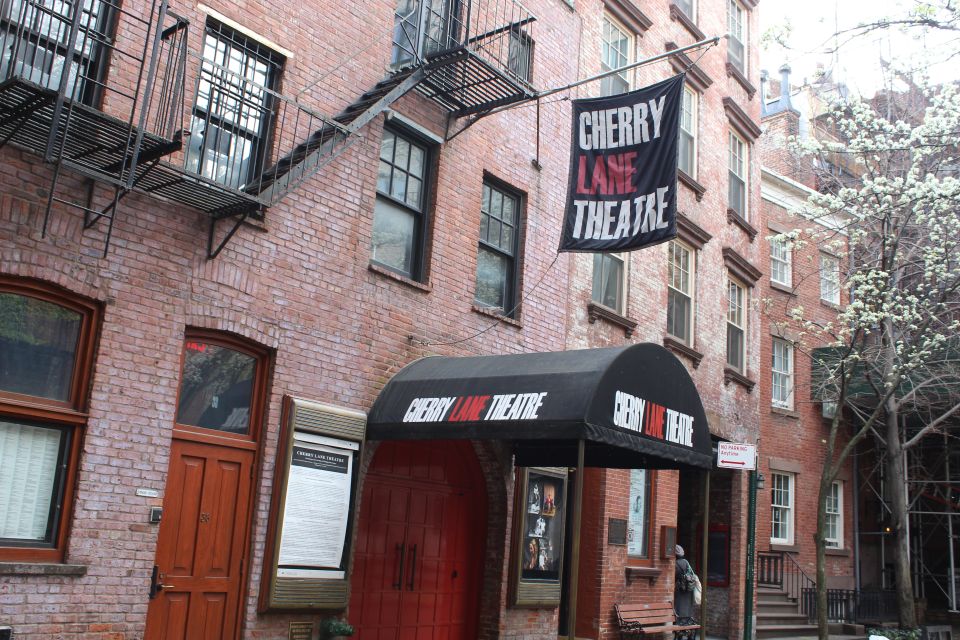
[775,80,960,636]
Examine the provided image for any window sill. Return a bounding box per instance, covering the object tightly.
[669,3,705,40]
[368,263,432,293]
[724,367,755,392]
[726,62,756,99]
[625,565,661,584]
[771,406,800,419]
[587,302,638,337]
[472,304,522,328]
[820,299,842,311]
[678,170,706,201]
[825,547,850,557]
[0,562,87,576]
[769,543,798,553]
[770,281,797,296]
[663,336,703,368]
[727,208,758,241]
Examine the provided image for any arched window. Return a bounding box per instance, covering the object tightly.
[0,277,100,562]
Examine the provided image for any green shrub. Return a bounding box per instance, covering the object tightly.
[320,618,354,638]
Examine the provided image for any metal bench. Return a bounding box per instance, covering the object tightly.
[614,602,700,640]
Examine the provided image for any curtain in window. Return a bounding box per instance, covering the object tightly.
[0,420,63,541]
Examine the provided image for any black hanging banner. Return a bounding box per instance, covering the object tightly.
[559,74,685,253]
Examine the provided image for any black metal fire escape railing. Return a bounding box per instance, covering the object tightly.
[0,0,537,258]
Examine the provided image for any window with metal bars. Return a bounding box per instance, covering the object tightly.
[475,180,521,315]
[185,19,283,190]
[0,0,116,105]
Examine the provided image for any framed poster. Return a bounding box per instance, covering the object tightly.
[260,397,366,611]
[511,467,568,607]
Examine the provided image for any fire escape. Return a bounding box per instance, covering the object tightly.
[0,0,536,257]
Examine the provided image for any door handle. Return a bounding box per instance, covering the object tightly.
[407,543,417,591]
[149,566,176,598]
[393,543,406,590]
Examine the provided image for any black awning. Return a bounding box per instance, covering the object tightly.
[367,343,712,470]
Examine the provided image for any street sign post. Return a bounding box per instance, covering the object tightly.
[717,442,756,470]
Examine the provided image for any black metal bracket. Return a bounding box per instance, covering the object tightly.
[207,209,252,260]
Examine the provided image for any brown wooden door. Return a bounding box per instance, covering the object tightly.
[350,441,485,640]
[145,438,255,640]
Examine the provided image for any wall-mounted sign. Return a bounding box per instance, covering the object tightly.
[511,467,568,607]
[717,442,756,470]
[260,397,366,611]
[276,434,357,579]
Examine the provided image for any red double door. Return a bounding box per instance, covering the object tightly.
[350,441,486,640]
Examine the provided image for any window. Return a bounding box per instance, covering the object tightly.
[728,132,747,219]
[825,481,843,549]
[675,0,695,19]
[592,253,626,313]
[667,241,693,344]
[0,278,100,562]
[770,236,792,287]
[475,181,521,315]
[391,0,454,66]
[186,20,283,189]
[0,0,115,105]
[627,469,653,560]
[679,87,697,177]
[600,14,631,96]
[772,338,793,409]
[372,127,432,280]
[820,253,841,304]
[175,332,267,439]
[727,0,746,73]
[507,29,533,83]
[726,278,745,371]
[770,472,794,545]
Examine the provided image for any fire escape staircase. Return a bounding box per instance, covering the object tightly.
[0,0,536,257]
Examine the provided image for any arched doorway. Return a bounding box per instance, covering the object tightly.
[350,440,486,640]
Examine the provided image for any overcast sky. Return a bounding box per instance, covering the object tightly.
[759,0,959,97]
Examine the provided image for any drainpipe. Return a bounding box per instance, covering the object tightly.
[743,470,758,640]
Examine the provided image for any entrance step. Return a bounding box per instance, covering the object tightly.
[756,623,819,639]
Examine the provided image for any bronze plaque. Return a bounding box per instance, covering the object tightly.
[607,518,628,545]
[289,621,313,640]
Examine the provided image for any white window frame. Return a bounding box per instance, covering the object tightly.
[600,13,632,97]
[679,86,698,178]
[825,481,843,549]
[728,131,748,220]
[770,236,792,287]
[772,338,794,409]
[820,253,841,304]
[667,240,695,344]
[592,253,627,314]
[727,0,746,73]
[770,472,794,545]
[726,277,746,371]
[675,0,695,20]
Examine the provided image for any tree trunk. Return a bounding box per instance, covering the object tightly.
[815,475,830,640]
[886,405,917,628]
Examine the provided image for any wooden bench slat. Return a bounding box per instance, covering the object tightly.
[614,603,701,639]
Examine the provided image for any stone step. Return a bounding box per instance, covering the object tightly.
[756,623,819,639]
[757,611,812,626]
[756,600,798,612]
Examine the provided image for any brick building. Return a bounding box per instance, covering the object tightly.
[0,0,761,638]
[753,67,856,637]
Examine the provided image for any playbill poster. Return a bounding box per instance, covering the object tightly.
[559,74,683,252]
[277,435,356,578]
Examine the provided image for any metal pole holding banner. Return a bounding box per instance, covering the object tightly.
[743,470,758,640]
[700,470,710,640]
[567,439,585,640]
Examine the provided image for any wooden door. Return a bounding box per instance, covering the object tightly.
[351,441,485,640]
[145,438,255,640]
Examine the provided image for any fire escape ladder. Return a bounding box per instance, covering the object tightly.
[249,67,427,205]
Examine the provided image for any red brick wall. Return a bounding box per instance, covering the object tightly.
[756,164,855,587]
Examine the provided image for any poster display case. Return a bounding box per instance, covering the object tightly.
[260,396,366,611]
[511,466,568,607]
